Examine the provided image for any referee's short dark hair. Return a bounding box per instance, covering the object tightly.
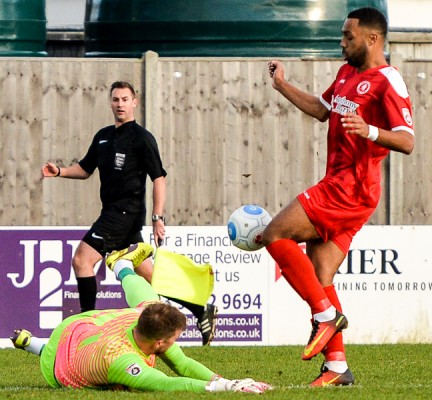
[110,81,136,97]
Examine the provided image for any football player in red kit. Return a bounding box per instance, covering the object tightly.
[264,7,414,387]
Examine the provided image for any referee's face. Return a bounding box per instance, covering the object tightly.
[111,87,137,126]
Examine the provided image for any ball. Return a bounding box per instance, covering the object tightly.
[227,205,272,251]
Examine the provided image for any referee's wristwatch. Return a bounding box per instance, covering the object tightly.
[152,214,166,224]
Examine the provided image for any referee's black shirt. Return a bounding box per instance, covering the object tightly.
[79,121,167,214]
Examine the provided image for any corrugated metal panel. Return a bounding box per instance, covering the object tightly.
[0,0,47,56]
[84,0,388,58]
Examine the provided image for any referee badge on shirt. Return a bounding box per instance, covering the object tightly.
[126,363,143,376]
[114,153,126,169]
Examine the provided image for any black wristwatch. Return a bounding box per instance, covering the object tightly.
[152,214,166,224]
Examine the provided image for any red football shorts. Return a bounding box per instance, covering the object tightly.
[297,179,376,254]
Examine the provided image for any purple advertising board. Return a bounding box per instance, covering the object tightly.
[0,228,263,346]
[0,228,128,339]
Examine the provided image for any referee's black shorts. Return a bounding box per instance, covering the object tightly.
[82,207,146,256]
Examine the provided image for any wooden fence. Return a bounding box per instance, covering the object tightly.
[0,43,431,227]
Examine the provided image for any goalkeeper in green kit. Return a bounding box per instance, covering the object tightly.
[11,243,271,393]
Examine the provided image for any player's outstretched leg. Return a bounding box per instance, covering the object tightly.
[10,329,32,349]
[105,242,154,275]
[197,304,218,346]
[302,310,348,360]
[10,329,45,356]
[310,363,355,387]
[106,242,159,307]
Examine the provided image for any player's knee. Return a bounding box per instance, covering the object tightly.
[72,253,95,276]
[261,225,278,246]
[262,222,297,246]
[72,254,85,274]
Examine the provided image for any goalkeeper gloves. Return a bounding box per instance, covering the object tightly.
[206,376,272,393]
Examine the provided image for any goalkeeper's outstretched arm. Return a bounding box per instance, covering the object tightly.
[108,352,272,393]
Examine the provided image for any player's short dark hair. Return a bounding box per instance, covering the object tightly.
[347,7,388,37]
[137,302,187,340]
[110,81,136,97]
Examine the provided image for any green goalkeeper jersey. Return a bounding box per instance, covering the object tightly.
[40,305,214,392]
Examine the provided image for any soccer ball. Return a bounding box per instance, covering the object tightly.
[227,205,272,251]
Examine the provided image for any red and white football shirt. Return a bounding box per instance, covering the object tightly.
[297,64,414,252]
[319,63,414,207]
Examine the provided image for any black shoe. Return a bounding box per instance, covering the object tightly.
[197,304,218,346]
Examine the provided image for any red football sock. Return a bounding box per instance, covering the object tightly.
[322,284,346,361]
[266,238,331,314]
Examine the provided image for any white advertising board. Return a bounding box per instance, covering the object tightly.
[143,225,432,346]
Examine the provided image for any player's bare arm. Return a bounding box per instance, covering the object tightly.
[268,60,329,122]
[152,176,166,246]
[41,162,91,179]
[341,113,414,154]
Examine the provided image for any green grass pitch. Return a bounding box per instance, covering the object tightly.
[1,344,431,399]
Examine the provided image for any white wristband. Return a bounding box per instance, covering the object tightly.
[367,125,379,141]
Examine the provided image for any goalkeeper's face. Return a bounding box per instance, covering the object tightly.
[152,328,183,355]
